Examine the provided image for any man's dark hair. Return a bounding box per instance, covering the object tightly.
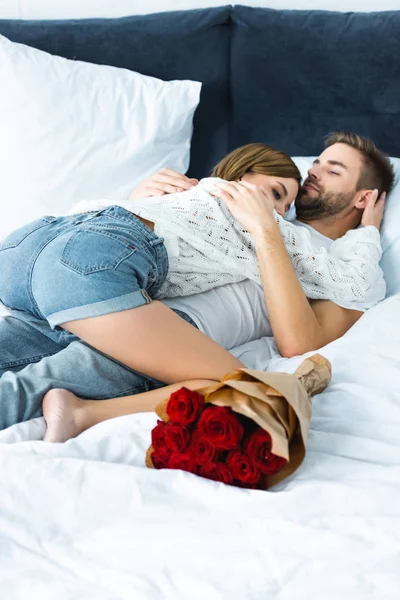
[325,131,395,195]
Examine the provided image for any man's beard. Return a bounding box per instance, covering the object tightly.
[295,181,354,220]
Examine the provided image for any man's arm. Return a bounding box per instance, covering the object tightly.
[309,299,363,347]
[252,187,387,357]
[211,179,364,358]
[252,223,363,357]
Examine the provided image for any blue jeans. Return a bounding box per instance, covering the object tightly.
[0,205,199,429]
[0,308,198,430]
[0,205,169,328]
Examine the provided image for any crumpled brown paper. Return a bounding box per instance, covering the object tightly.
[146,353,331,488]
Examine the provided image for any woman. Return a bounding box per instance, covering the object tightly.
[0,143,301,392]
[1,145,382,432]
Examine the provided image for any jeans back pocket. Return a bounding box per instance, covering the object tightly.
[60,229,136,275]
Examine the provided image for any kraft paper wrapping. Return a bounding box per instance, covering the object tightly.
[146,353,331,488]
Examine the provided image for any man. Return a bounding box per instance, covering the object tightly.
[0,132,394,431]
[132,131,394,358]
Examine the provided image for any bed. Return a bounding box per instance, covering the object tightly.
[1,5,400,599]
[1,294,400,598]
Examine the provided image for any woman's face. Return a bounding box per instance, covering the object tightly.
[238,172,299,217]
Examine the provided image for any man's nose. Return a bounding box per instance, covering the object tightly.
[307,164,320,180]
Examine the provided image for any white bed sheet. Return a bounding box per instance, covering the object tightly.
[0,296,400,599]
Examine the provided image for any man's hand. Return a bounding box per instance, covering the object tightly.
[211,180,276,234]
[128,168,198,201]
[361,189,386,230]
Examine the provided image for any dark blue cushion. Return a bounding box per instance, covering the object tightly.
[0,6,232,179]
[230,6,400,156]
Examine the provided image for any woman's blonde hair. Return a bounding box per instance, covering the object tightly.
[211,143,302,187]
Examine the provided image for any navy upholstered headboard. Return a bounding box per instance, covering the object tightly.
[1,5,399,178]
[230,7,400,159]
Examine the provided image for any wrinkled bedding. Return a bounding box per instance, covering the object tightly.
[0,295,399,599]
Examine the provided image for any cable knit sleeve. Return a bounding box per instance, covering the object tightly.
[274,212,386,309]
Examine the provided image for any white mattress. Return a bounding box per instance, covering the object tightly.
[0,294,399,598]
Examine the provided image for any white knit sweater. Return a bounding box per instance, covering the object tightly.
[68,177,385,308]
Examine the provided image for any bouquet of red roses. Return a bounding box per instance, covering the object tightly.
[146,354,331,490]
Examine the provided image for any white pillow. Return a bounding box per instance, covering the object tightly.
[292,156,400,297]
[380,157,400,297]
[0,35,201,240]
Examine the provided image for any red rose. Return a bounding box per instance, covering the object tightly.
[151,452,170,469]
[226,450,261,485]
[259,454,287,476]
[168,451,197,474]
[166,387,205,425]
[245,428,287,475]
[165,423,190,452]
[190,431,220,465]
[196,406,244,450]
[199,462,234,485]
[151,420,170,458]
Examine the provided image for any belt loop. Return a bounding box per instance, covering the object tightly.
[149,237,164,247]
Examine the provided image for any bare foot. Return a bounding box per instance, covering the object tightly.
[42,388,85,443]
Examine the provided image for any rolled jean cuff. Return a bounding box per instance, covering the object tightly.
[47,288,152,328]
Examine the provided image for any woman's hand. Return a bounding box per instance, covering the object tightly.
[128,168,198,201]
[210,180,276,234]
[361,189,386,230]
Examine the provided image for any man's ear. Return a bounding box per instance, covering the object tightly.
[354,189,374,209]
